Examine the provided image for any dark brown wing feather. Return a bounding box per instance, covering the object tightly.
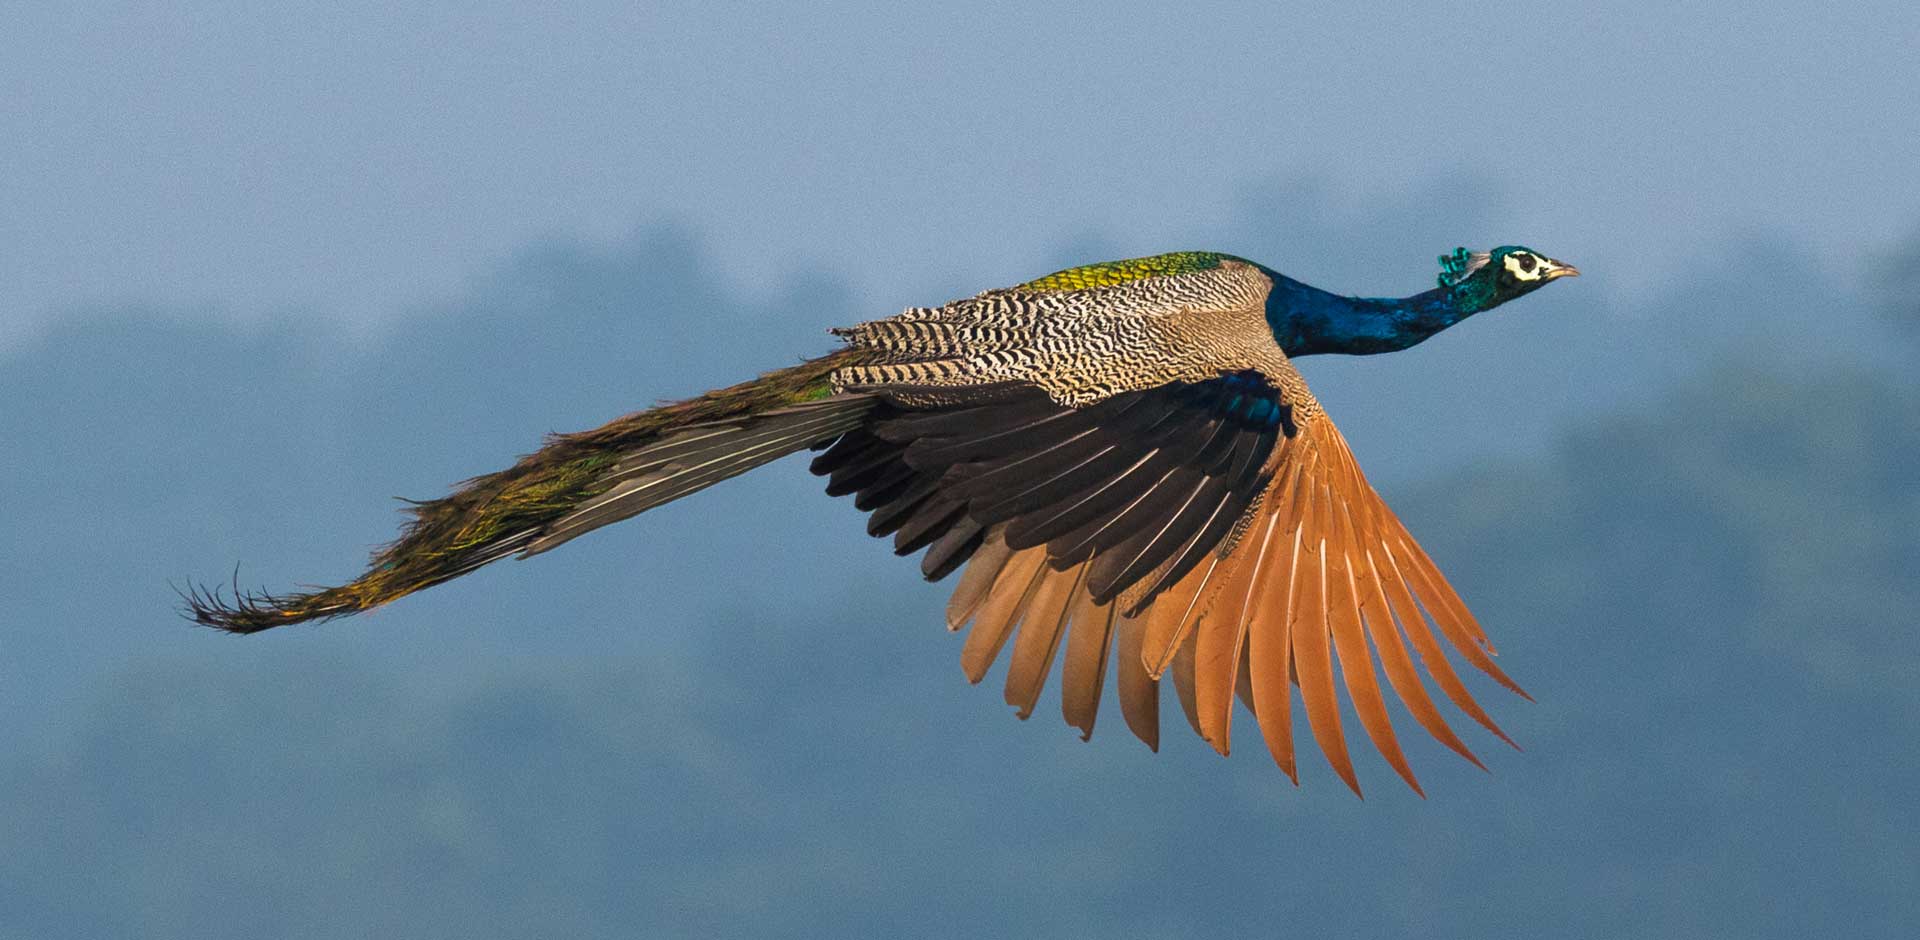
[810,374,1287,612]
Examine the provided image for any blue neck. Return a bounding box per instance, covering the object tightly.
[1256,266,1479,357]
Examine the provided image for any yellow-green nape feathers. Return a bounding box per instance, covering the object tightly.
[1018,251,1245,292]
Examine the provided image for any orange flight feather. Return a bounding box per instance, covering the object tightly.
[1059,590,1116,741]
[1113,611,1161,751]
[936,411,1526,794]
[1004,565,1081,719]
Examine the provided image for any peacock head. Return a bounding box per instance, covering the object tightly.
[1437,245,1579,311]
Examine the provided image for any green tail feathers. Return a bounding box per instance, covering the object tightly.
[185,349,869,633]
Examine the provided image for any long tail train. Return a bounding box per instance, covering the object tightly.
[185,349,874,633]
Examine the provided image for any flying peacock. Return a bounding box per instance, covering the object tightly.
[187,244,1578,794]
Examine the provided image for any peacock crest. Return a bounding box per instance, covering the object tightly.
[1437,246,1493,291]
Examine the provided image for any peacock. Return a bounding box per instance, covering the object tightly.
[187,245,1578,794]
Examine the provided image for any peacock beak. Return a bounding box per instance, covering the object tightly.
[1543,259,1580,279]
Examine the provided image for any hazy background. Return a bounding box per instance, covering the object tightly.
[4,3,1917,937]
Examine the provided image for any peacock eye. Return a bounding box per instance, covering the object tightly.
[1516,253,1536,272]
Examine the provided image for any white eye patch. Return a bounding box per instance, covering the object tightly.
[1502,253,1543,281]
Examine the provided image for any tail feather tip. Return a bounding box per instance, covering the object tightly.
[175,579,357,634]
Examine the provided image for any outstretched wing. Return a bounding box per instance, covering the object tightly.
[1116,411,1527,795]
[816,370,1524,796]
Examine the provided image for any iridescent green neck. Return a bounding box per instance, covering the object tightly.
[1257,265,1496,357]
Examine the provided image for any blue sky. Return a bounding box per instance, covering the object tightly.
[6,1,1919,346]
